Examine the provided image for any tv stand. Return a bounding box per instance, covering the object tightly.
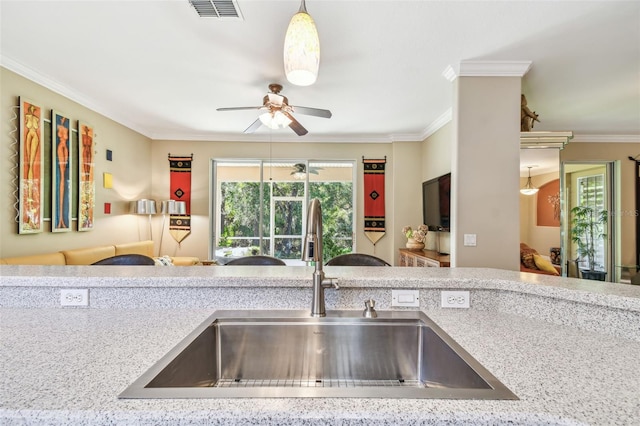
[399,249,450,267]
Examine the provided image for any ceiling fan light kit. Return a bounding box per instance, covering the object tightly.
[259,110,292,130]
[217,83,331,136]
[284,0,320,86]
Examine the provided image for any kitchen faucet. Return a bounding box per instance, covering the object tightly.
[302,198,338,317]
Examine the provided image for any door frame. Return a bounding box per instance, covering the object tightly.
[560,160,619,281]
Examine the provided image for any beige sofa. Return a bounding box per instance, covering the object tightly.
[0,240,200,266]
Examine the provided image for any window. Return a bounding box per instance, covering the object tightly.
[576,173,606,270]
[212,160,355,263]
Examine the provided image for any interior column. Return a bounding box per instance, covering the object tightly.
[447,61,531,269]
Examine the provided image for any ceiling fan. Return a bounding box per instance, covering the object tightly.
[290,163,322,179]
[216,83,332,136]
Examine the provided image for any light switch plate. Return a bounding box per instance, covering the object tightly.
[391,290,420,307]
[463,234,477,246]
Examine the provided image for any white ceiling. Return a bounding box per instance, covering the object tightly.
[2,1,639,164]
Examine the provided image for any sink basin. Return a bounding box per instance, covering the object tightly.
[119,310,517,399]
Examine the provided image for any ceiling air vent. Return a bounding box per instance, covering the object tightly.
[188,0,243,19]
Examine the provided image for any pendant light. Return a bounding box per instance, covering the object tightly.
[520,167,539,195]
[283,0,320,86]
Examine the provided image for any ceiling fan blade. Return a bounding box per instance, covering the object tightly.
[283,112,308,136]
[243,118,263,134]
[290,106,332,118]
[217,106,263,112]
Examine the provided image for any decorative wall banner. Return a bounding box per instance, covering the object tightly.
[78,121,95,231]
[18,97,44,234]
[363,157,386,245]
[168,154,193,243]
[51,110,72,232]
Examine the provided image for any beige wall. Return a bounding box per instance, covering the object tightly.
[422,121,452,182]
[393,142,424,259]
[149,140,422,265]
[421,122,452,253]
[519,171,561,254]
[0,68,152,258]
[561,143,638,268]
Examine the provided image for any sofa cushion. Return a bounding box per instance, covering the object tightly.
[115,240,154,257]
[534,254,560,275]
[62,245,116,265]
[0,252,66,265]
[171,256,201,266]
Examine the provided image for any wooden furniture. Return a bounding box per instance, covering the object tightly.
[399,249,450,267]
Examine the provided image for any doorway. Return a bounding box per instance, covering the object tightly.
[561,161,618,281]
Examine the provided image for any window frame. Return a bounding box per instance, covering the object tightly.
[209,159,356,263]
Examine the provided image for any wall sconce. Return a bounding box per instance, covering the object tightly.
[158,200,187,255]
[131,199,157,240]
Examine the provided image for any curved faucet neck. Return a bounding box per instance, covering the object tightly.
[303,198,323,273]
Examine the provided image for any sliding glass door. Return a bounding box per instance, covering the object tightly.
[211,160,355,264]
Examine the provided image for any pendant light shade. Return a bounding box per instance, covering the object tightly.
[520,167,539,195]
[284,0,320,86]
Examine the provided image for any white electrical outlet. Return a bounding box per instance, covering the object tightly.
[392,289,419,307]
[440,290,470,308]
[60,289,89,306]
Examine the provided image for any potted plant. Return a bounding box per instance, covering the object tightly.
[570,205,608,281]
[402,224,428,250]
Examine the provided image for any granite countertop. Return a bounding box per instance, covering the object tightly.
[2,306,639,425]
[1,266,640,424]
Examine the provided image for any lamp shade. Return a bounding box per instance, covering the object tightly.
[160,200,187,215]
[283,1,320,86]
[131,199,157,215]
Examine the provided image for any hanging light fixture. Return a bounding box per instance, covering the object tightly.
[520,167,539,195]
[283,0,320,86]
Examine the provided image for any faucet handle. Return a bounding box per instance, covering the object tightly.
[363,298,377,318]
[322,277,339,290]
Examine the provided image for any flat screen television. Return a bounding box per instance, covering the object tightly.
[422,173,451,232]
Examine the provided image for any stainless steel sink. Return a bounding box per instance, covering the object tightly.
[119,310,517,399]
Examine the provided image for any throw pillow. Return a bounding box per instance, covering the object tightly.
[154,255,174,266]
[520,246,539,269]
[534,254,560,275]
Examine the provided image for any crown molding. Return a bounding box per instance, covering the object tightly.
[443,60,533,81]
[149,131,396,144]
[1,55,152,138]
[571,134,640,143]
[520,131,573,149]
[419,108,452,140]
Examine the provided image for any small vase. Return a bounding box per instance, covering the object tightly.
[406,238,425,250]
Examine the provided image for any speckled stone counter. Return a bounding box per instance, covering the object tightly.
[1,266,640,425]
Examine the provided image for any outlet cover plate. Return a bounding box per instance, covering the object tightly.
[60,289,89,306]
[441,290,470,308]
